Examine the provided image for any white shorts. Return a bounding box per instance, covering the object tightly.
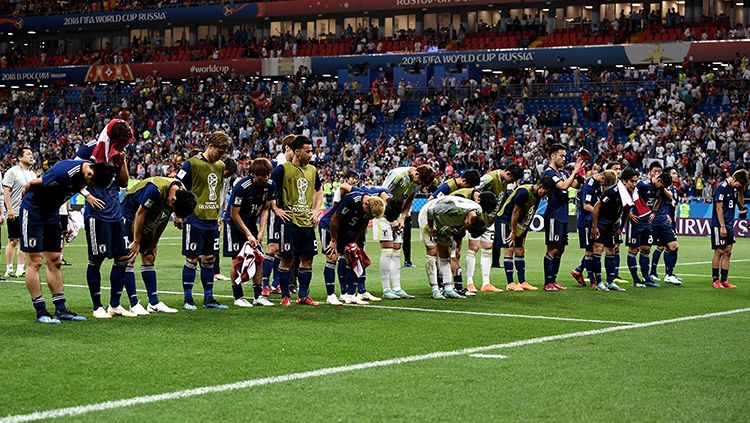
[378,216,404,244]
[418,207,436,247]
[469,222,495,244]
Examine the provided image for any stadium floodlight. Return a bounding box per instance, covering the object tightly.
[28,31,36,34]
[8,32,13,36]
[584,5,593,9]
[632,3,642,7]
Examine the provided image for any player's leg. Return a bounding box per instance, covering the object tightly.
[5,224,20,277]
[378,217,394,294]
[141,250,178,313]
[83,217,107,317]
[320,228,341,305]
[591,242,606,291]
[720,239,736,288]
[181,219,201,309]
[451,243,469,295]
[109,221,143,314]
[660,222,681,285]
[543,219,560,290]
[479,238,499,292]
[711,225,724,288]
[262,214,282,295]
[639,238,657,287]
[603,238,625,291]
[389,223,412,299]
[45,221,85,321]
[438,243,464,299]
[572,227,592,287]
[626,223,643,286]
[19,208,57,323]
[650,245,665,281]
[402,215,413,267]
[465,238,480,292]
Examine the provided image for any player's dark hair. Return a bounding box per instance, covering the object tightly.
[477,191,498,215]
[292,135,313,150]
[223,158,238,177]
[281,134,296,150]
[467,215,487,238]
[462,169,481,188]
[539,176,556,193]
[733,169,749,186]
[648,161,663,171]
[657,172,673,187]
[345,170,360,180]
[384,197,404,222]
[90,162,117,187]
[505,163,523,182]
[604,161,622,171]
[174,189,198,218]
[16,147,31,159]
[250,158,273,176]
[547,143,566,157]
[620,167,639,181]
[109,121,133,144]
[664,166,676,174]
[415,164,435,188]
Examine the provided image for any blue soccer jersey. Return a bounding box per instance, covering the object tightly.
[577,176,602,229]
[543,167,570,222]
[653,185,678,226]
[633,179,661,219]
[597,186,624,227]
[319,191,371,236]
[21,160,88,219]
[76,142,121,221]
[223,177,276,226]
[121,183,160,222]
[712,180,738,228]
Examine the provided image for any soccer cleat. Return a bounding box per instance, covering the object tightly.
[506,282,524,292]
[454,288,472,297]
[289,283,298,294]
[443,288,466,299]
[402,262,416,268]
[130,303,150,316]
[596,282,610,292]
[644,281,661,288]
[466,282,478,293]
[61,258,72,266]
[92,307,111,319]
[296,296,319,306]
[326,294,343,306]
[552,282,567,291]
[571,269,586,286]
[613,277,628,285]
[634,282,646,288]
[203,299,229,309]
[649,274,661,282]
[261,286,271,297]
[214,273,231,282]
[712,280,724,289]
[272,286,282,295]
[36,313,61,324]
[518,282,538,291]
[590,280,598,289]
[392,289,415,299]
[480,284,503,293]
[664,275,682,285]
[543,284,559,291]
[4,270,16,279]
[56,309,86,321]
[382,289,401,300]
[431,290,446,300]
[253,297,274,307]
[280,297,292,307]
[183,301,198,311]
[722,281,737,289]
[359,292,381,301]
[147,302,178,313]
[345,294,369,305]
[17,270,25,277]
[233,297,254,308]
[107,305,137,318]
[607,282,626,292]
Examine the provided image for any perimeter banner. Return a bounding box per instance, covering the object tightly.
[676,218,750,238]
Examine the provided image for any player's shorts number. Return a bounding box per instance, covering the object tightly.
[213,238,220,252]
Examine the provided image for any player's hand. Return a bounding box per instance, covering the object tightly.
[392,219,404,231]
[275,208,291,222]
[256,234,264,245]
[720,226,727,238]
[667,215,673,225]
[648,214,655,223]
[591,226,600,240]
[739,207,748,219]
[86,195,105,210]
[325,241,337,256]
[574,157,585,172]
[506,234,515,246]
[22,183,30,196]
[218,219,223,232]
[127,240,140,262]
[7,210,15,220]
[312,211,320,227]
[173,215,184,229]
[628,214,639,223]
[0,214,4,225]
[246,233,257,248]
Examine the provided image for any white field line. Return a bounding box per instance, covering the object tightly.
[357,304,636,325]
[2,307,748,423]
[617,258,750,270]
[2,280,632,325]
[470,353,507,359]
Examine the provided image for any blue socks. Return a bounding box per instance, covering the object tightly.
[346,266,358,295]
[297,268,312,298]
[278,268,291,297]
[712,267,720,281]
[504,258,514,284]
[605,254,616,283]
[324,262,336,296]
[720,268,729,283]
[200,262,214,301]
[591,253,602,284]
[651,248,663,276]
[514,255,526,282]
[86,262,103,310]
[627,252,640,284]
[110,263,126,307]
[124,264,138,307]
[543,253,554,285]
[261,254,275,288]
[337,258,347,295]
[32,295,48,318]
[614,252,621,277]
[639,252,650,281]
[141,265,159,305]
[183,260,196,303]
[52,293,67,313]
[664,250,678,276]
[232,284,244,300]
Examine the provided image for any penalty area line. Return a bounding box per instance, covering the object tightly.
[2,307,748,423]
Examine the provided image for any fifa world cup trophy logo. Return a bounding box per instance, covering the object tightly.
[296,178,309,205]
[208,173,218,201]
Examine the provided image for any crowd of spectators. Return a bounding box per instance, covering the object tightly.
[1,59,750,200]
[1,0,223,17]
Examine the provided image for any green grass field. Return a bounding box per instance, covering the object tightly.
[1,226,749,422]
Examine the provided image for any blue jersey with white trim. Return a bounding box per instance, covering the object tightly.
[21,160,87,217]
[543,167,570,223]
[712,180,738,228]
[76,142,122,221]
[577,176,602,229]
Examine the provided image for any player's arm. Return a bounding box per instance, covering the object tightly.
[715,197,727,237]
[312,172,323,226]
[258,200,271,245]
[231,204,257,246]
[327,211,341,254]
[115,154,129,188]
[555,158,585,190]
[429,183,449,201]
[3,185,12,219]
[129,205,149,261]
[582,186,596,213]
[22,177,43,194]
[270,166,290,222]
[176,161,192,191]
[507,204,522,243]
[398,193,415,228]
[148,219,170,256]
[591,200,602,239]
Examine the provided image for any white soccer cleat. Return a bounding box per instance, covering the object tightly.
[253,297,274,307]
[349,294,370,305]
[147,302,178,313]
[92,307,111,319]
[358,291,381,302]
[107,305,137,318]
[233,297,254,308]
[130,303,151,316]
[326,294,343,306]
[214,274,231,282]
[664,275,682,285]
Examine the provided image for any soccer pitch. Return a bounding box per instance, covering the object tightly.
[1,227,749,422]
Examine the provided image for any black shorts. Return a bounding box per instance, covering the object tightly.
[60,214,69,231]
[577,227,593,250]
[223,220,258,257]
[595,224,619,248]
[544,218,569,246]
[124,219,155,255]
[84,217,129,261]
[182,217,220,257]
[626,223,653,247]
[19,207,62,253]
[652,223,677,246]
[6,216,21,240]
[267,213,282,244]
[711,226,736,250]
[320,228,362,254]
[279,222,318,257]
[498,221,526,248]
